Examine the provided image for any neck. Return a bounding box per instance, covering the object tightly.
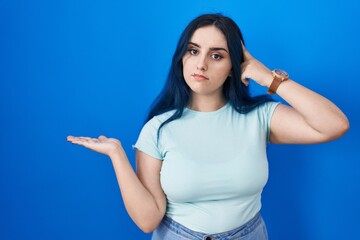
[188,95,227,112]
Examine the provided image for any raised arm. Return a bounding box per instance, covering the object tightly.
[66,135,166,233]
[240,46,349,144]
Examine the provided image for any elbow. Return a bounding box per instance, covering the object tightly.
[141,227,156,234]
[138,220,161,234]
[143,229,154,234]
[133,213,164,234]
[323,117,350,142]
[128,199,166,234]
[337,117,350,138]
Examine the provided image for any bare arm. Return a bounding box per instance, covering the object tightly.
[66,136,166,233]
[269,81,349,144]
[240,46,349,144]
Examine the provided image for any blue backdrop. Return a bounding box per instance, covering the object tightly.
[1,0,359,239]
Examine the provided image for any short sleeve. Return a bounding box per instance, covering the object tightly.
[133,117,164,160]
[258,101,280,141]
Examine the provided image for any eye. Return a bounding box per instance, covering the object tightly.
[188,49,199,55]
[211,53,223,60]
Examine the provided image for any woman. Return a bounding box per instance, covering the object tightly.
[67,14,349,240]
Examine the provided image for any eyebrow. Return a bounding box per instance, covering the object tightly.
[188,41,228,53]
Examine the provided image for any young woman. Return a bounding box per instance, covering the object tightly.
[67,14,349,240]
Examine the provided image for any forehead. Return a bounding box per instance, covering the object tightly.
[190,25,228,48]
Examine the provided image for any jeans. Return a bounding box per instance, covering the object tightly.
[151,212,268,240]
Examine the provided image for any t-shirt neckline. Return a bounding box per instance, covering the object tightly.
[185,102,230,116]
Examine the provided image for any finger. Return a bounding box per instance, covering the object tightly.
[71,140,96,149]
[241,77,250,86]
[67,135,89,140]
[98,135,107,141]
[67,135,75,141]
[241,42,252,60]
[240,70,250,86]
[68,137,98,147]
[77,136,93,140]
[67,136,95,144]
[73,137,95,142]
[67,135,83,142]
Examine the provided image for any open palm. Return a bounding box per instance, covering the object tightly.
[67,135,122,157]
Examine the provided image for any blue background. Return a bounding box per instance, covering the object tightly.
[1,0,359,239]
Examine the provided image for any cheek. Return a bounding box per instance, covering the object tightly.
[214,63,232,78]
[182,57,192,76]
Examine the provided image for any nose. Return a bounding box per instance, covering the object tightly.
[196,54,207,71]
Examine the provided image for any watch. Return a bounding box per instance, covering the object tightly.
[267,69,289,95]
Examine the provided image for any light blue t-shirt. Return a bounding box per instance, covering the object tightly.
[134,101,279,234]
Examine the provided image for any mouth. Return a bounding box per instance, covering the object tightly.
[191,73,209,81]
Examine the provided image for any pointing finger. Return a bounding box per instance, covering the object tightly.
[241,41,252,60]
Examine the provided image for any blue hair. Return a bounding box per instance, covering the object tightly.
[146,13,272,134]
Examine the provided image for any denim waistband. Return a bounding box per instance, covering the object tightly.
[160,212,263,240]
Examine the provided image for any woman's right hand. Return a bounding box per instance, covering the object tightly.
[67,135,123,157]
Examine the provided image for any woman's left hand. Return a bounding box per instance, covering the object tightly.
[240,44,273,87]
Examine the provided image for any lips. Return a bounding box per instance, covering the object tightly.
[191,73,209,80]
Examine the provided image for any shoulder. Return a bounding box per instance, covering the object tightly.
[251,101,280,124]
[230,101,280,137]
[145,110,176,127]
[229,101,279,118]
[255,101,280,114]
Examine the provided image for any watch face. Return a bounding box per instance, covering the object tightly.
[274,69,289,77]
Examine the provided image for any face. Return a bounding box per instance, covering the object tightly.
[182,25,232,100]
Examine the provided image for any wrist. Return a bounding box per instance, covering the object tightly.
[263,73,274,88]
[108,145,125,160]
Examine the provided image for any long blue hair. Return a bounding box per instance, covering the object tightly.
[146,13,272,133]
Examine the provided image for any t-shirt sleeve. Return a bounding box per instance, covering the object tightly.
[259,101,280,142]
[133,117,164,160]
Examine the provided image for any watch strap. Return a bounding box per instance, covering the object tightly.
[267,70,288,95]
[267,76,282,95]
